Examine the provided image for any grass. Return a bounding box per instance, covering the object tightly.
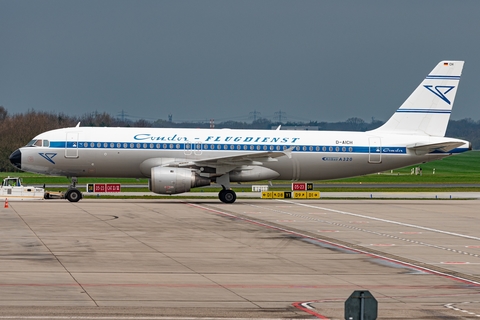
[327,151,480,184]
[2,151,480,192]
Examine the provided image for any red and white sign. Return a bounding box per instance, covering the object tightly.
[94,184,106,193]
[93,183,121,193]
[291,182,314,190]
[106,183,121,192]
[292,182,307,191]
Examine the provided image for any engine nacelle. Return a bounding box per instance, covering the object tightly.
[149,167,211,194]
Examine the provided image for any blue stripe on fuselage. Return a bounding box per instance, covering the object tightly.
[49,141,408,154]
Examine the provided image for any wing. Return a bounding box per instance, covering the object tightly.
[163,148,293,175]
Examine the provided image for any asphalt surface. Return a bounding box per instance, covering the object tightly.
[2,198,480,319]
[87,191,480,200]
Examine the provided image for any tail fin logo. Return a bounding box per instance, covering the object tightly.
[423,85,455,105]
[39,153,57,164]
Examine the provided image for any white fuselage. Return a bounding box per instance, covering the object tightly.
[16,127,470,180]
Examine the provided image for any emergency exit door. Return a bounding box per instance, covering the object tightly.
[368,137,382,163]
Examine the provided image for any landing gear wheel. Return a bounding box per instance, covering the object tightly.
[219,189,227,203]
[65,188,82,202]
[223,190,236,204]
[219,189,236,204]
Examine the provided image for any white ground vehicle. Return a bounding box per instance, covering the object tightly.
[0,177,45,200]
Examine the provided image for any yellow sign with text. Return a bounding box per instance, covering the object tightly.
[293,191,307,199]
[261,191,272,199]
[307,191,320,199]
[273,191,285,199]
[261,190,319,199]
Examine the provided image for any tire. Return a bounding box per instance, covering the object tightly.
[222,190,236,204]
[66,189,82,202]
[218,189,226,203]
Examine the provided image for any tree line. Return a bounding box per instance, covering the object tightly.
[0,106,477,172]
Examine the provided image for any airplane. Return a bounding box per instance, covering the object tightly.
[9,61,471,203]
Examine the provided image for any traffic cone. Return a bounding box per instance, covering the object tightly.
[4,198,9,208]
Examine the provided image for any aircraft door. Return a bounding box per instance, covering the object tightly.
[65,132,79,158]
[194,141,202,155]
[368,137,382,163]
[184,141,192,156]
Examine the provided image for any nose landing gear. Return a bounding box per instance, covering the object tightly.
[65,177,83,202]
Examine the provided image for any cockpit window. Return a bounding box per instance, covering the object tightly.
[25,139,47,147]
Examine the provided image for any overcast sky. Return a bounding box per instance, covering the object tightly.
[1,1,480,124]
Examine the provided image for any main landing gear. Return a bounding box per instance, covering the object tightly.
[219,187,236,204]
[65,177,83,202]
[216,173,236,204]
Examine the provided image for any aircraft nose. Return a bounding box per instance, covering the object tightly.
[9,149,22,169]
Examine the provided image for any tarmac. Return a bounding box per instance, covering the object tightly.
[85,190,480,200]
[2,197,480,319]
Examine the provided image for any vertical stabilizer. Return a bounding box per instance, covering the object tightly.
[372,61,464,137]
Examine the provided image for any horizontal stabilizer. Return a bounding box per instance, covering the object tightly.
[407,141,464,155]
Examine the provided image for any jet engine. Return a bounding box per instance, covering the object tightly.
[149,167,211,194]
